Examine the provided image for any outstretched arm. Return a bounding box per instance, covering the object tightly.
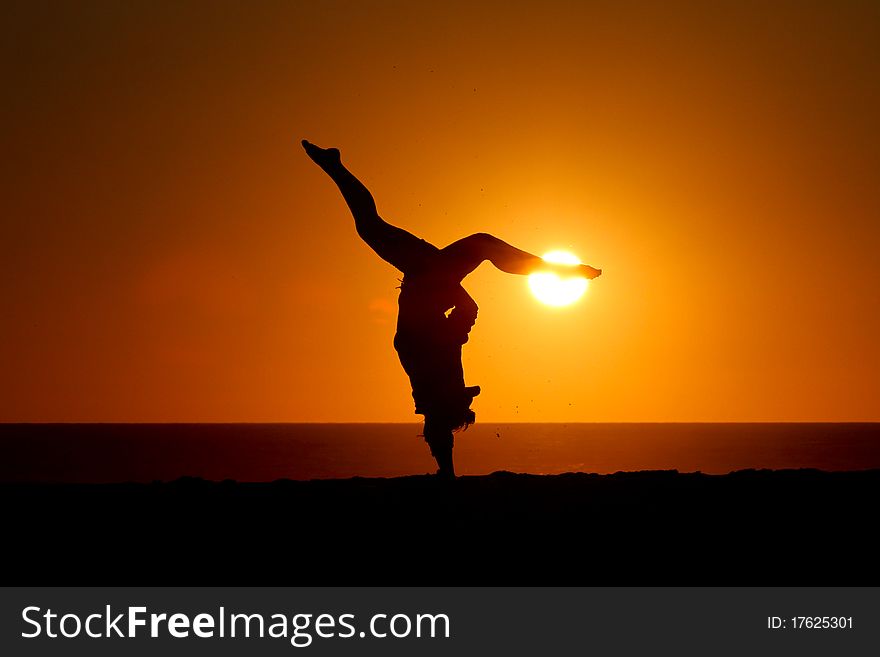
[440,233,602,281]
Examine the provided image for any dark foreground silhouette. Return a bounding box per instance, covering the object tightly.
[302,140,600,477]
[5,468,878,584]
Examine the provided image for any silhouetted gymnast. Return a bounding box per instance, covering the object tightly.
[302,140,601,477]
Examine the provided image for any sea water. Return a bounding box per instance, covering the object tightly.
[2,423,879,482]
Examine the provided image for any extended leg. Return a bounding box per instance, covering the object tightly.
[440,233,601,281]
[302,140,437,273]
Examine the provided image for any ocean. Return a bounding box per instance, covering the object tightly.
[2,423,879,483]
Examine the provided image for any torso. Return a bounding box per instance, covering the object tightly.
[395,272,457,342]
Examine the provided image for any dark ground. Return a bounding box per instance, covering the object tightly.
[3,469,877,584]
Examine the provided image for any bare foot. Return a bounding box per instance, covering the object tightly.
[581,265,602,279]
[541,262,602,279]
[301,139,341,170]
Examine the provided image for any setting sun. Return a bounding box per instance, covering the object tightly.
[528,250,589,307]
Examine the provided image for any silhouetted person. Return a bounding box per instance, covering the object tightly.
[302,140,601,477]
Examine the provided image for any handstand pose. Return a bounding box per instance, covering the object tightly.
[302,140,601,478]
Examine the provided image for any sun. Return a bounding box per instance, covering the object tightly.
[528,250,589,307]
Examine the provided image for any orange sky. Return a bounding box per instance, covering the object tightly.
[2,0,879,422]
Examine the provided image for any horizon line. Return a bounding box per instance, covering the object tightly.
[2,421,879,426]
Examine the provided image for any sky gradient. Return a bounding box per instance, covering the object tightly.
[3,0,879,421]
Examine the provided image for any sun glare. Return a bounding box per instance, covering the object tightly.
[528,250,589,307]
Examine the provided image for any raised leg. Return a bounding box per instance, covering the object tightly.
[302,140,438,273]
[440,233,601,281]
